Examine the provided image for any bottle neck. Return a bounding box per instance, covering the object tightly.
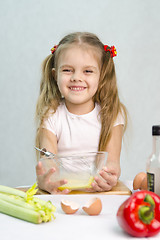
[152,135,160,156]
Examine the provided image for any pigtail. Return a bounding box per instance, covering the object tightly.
[36,54,61,125]
[95,55,127,151]
[35,54,61,151]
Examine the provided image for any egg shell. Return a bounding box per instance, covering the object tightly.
[133,172,146,190]
[82,197,102,216]
[61,200,79,214]
[140,175,148,190]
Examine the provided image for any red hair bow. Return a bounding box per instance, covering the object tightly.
[104,45,117,58]
[51,45,58,54]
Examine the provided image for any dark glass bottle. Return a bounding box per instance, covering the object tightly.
[147,125,160,196]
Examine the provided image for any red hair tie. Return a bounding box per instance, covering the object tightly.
[51,45,58,54]
[104,45,117,58]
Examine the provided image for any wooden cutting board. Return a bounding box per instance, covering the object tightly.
[17,181,131,195]
[70,181,131,195]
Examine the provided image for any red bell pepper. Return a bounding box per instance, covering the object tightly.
[117,190,160,237]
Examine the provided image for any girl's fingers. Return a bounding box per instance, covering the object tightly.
[91,181,105,192]
[46,178,69,194]
[51,179,68,189]
[36,161,46,175]
[84,188,95,192]
[43,167,56,182]
[36,165,68,194]
[86,173,117,192]
[61,189,71,194]
[36,163,72,194]
[92,167,118,192]
[51,188,70,195]
[93,177,112,191]
[100,168,118,187]
[100,172,117,187]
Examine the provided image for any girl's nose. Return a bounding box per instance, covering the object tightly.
[70,71,82,82]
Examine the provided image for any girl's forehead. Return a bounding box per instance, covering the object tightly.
[58,44,102,66]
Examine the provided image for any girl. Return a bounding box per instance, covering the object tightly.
[35,32,127,194]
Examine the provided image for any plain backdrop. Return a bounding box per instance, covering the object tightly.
[0,0,160,187]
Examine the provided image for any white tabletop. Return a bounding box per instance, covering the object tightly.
[0,181,160,240]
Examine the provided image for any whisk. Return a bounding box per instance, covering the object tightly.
[35,147,95,172]
[34,147,55,158]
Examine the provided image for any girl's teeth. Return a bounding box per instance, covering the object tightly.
[70,87,85,90]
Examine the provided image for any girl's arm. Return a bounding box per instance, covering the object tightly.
[91,124,124,192]
[36,128,70,194]
[38,128,58,154]
[105,124,124,178]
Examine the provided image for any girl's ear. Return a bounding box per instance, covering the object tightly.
[52,68,56,79]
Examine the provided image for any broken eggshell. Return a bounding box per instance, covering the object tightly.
[82,197,102,216]
[61,200,79,214]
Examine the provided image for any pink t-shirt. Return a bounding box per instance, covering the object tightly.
[43,102,124,155]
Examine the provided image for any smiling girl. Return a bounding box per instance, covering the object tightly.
[35,32,127,194]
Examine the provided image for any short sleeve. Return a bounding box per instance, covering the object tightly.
[42,115,56,135]
[113,111,125,127]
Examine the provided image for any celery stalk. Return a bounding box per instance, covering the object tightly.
[0,185,26,198]
[0,183,56,223]
[0,193,35,210]
[0,199,42,223]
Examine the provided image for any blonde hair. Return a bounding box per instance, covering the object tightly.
[35,32,127,151]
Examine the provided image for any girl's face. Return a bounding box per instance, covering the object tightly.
[55,45,101,114]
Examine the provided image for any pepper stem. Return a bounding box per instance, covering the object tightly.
[144,194,155,207]
[139,194,155,224]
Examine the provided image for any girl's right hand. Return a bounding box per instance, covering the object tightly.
[36,161,70,194]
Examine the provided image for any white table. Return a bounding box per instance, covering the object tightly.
[0,181,160,240]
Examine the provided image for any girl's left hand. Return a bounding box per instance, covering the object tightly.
[86,163,120,192]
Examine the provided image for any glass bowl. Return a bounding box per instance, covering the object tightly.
[39,151,108,191]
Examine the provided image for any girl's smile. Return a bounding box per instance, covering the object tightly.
[56,45,101,114]
[69,86,87,91]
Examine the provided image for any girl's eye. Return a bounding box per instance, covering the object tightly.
[85,70,93,73]
[62,69,72,72]
[63,69,71,72]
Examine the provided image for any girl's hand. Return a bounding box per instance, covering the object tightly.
[88,124,123,192]
[87,162,120,192]
[36,161,70,194]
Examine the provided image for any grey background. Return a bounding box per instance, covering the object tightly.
[0,0,160,187]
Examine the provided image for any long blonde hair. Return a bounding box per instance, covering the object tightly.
[35,32,127,151]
